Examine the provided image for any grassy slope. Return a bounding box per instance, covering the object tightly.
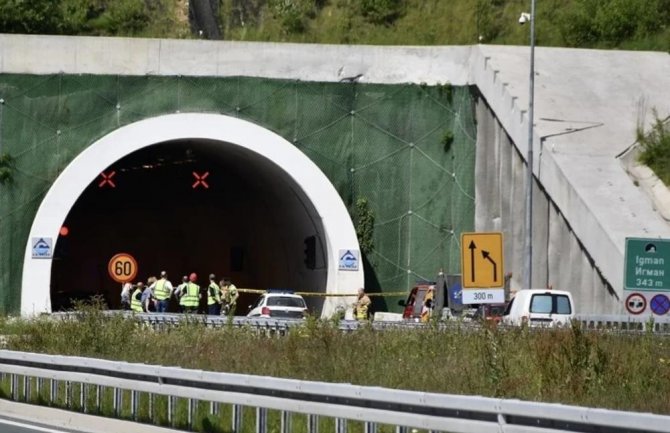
[2,312,670,414]
[215,0,669,50]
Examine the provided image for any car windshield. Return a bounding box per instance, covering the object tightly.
[267,296,306,308]
[556,295,572,314]
[530,294,553,314]
[530,294,572,314]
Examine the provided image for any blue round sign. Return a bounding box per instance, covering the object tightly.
[650,294,670,316]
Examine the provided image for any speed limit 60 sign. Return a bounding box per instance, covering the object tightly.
[108,253,138,283]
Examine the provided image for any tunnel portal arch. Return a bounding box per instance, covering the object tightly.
[21,113,364,316]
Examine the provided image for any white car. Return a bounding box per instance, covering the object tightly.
[247,291,307,319]
[502,289,575,327]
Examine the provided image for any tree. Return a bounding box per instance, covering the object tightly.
[0,0,62,34]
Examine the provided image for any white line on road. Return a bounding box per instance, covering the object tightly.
[0,418,71,433]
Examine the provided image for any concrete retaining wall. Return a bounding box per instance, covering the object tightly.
[3,34,670,314]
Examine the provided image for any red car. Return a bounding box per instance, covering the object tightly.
[473,303,507,324]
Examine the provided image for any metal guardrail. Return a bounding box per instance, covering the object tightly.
[48,311,670,334]
[575,314,670,332]
[48,311,432,333]
[0,350,669,433]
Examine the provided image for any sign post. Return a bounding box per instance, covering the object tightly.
[625,238,670,291]
[107,253,138,283]
[624,237,670,316]
[460,232,504,304]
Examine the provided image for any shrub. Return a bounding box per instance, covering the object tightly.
[0,153,13,185]
[0,0,63,34]
[355,197,375,255]
[359,0,405,26]
[87,0,151,36]
[637,112,670,185]
[269,0,321,34]
[558,0,670,46]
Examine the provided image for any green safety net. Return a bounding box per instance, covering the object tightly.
[0,75,476,314]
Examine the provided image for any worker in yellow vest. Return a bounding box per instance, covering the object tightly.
[221,277,239,316]
[151,270,173,313]
[179,273,200,313]
[130,283,144,313]
[174,275,188,313]
[207,273,221,315]
[353,287,371,320]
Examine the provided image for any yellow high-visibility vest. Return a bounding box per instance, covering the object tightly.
[180,282,200,307]
[130,288,143,312]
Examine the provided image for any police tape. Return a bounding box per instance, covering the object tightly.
[236,288,408,297]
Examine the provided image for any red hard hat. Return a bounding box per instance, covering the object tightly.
[189,273,197,282]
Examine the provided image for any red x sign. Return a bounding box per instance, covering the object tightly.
[98,171,116,188]
[192,171,209,189]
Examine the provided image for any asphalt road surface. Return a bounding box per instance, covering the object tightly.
[0,417,78,433]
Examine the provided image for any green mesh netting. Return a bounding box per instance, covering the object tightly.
[0,75,476,314]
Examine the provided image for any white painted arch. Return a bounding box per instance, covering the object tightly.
[21,113,364,316]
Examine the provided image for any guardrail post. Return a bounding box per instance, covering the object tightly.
[113,387,120,417]
[168,396,175,427]
[335,418,347,433]
[36,377,42,401]
[256,407,268,433]
[49,379,56,405]
[149,393,154,422]
[82,383,88,413]
[9,373,16,400]
[308,414,319,433]
[131,390,139,421]
[22,375,29,402]
[95,385,101,413]
[65,381,72,408]
[395,427,408,433]
[364,421,377,433]
[281,410,292,433]
[210,401,219,415]
[232,404,242,433]
[188,398,196,430]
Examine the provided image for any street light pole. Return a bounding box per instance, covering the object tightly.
[523,0,536,291]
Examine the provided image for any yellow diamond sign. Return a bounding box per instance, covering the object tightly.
[461,232,504,289]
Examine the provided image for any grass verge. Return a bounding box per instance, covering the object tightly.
[1,308,670,418]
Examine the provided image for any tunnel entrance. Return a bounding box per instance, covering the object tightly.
[22,113,364,316]
[51,139,326,313]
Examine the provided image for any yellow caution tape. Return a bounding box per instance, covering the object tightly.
[237,288,267,294]
[237,288,407,297]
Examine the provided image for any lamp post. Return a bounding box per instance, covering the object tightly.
[521,0,536,291]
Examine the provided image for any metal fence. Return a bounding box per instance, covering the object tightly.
[47,311,670,334]
[574,314,670,332]
[0,350,669,433]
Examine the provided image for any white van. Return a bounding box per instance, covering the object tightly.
[502,289,575,327]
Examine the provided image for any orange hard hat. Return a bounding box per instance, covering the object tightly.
[189,273,197,282]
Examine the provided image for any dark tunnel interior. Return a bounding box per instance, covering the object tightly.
[50,139,328,314]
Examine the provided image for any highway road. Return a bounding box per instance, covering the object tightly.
[0,417,75,433]
[0,400,182,433]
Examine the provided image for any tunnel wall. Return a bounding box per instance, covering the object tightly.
[0,74,476,314]
[474,97,619,314]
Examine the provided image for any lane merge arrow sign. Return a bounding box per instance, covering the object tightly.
[481,250,498,282]
[469,241,476,283]
[461,232,504,289]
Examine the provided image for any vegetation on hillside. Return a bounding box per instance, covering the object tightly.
[0,0,669,51]
[638,114,670,185]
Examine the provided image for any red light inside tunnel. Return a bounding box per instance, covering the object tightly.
[192,171,210,189]
[59,226,69,237]
[98,171,116,188]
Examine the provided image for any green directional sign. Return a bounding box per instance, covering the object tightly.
[625,237,670,291]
